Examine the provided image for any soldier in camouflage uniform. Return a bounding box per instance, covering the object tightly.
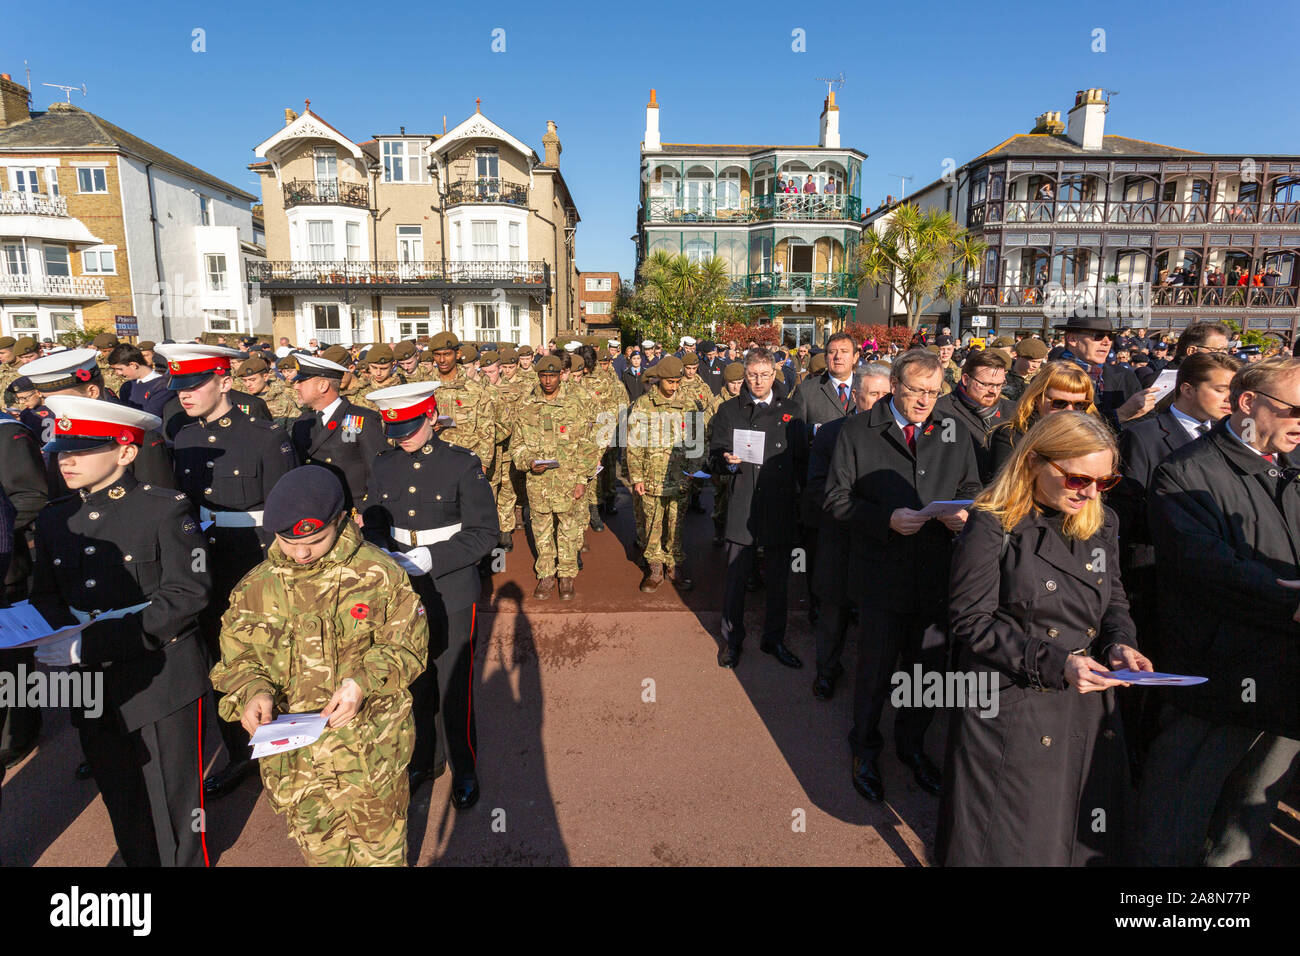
[428,332,495,468]
[517,345,537,383]
[510,355,599,600]
[351,344,405,413]
[709,362,746,545]
[625,356,705,591]
[492,347,531,549]
[0,335,36,407]
[394,340,427,383]
[582,346,628,531]
[677,351,716,514]
[237,355,298,424]
[92,332,127,397]
[417,349,436,380]
[211,466,428,867]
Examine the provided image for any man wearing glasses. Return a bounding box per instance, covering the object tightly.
[933,349,1014,484]
[1142,357,1300,865]
[1056,316,1157,427]
[825,349,982,803]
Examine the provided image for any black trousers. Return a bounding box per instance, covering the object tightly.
[0,648,40,764]
[721,542,790,648]
[814,599,853,678]
[800,523,819,609]
[410,603,478,779]
[850,606,945,761]
[80,695,208,867]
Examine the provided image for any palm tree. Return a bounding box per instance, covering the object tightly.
[617,251,743,344]
[855,204,985,330]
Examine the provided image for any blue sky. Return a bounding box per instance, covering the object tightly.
[6,0,1298,277]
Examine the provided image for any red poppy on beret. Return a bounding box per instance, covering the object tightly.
[291,518,322,536]
[75,369,92,382]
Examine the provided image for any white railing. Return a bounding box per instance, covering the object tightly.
[0,191,69,217]
[0,273,107,298]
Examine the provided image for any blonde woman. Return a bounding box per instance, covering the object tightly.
[988,360,1098,476]
[937,411,1152,866]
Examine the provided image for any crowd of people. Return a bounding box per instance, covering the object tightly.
[0,314,1296,867]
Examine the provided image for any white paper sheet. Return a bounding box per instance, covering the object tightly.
[1105,669,1207,686]
[249,712,329,758]
[0,601,151,650]
[1150,368,1179,403]
[733,429,766,465]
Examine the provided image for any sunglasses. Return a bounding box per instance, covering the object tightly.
[1048,459,1121,492]
[1046,398,1090,411]
[1253,390,1300,418]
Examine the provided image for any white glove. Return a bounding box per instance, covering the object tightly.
[387,546,433,576]
[36,634,83,666]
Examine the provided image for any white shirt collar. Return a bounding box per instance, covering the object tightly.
[829,372,852,389]
[1169,404,1210,439]
[139,369,161,384]
[888,397,921,430]
[319,396,343,422]
[1224,417,1266,456]
[751,392,772,407]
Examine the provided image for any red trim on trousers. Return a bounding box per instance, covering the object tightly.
[198,697,210,868]
[467,603,477,765]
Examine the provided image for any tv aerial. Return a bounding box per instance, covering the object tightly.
[42,82,86,103]
[814,73,845,97]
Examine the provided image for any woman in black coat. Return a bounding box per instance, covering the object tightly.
[938,411,1152,866]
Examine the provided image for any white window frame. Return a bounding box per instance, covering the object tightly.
[472,302,498,339]
[476,148,499,180]
[585,301,611,316]
[205,253,228,291]
[199,194,212,226]
[345,222,363,261]
[76,167,108,193]
[43,244,71,278]
[82,247,117,275]
[382,140,425,183]
[471,220,498,261]
[44,166,60,197]
[508,221,521,262]
[8,167,38,193]
[509,303,522,344]
[50,312,78,336]
[8,312,39,337]
[307,220,334,261]
[314,148,338,184]
[3,244,28,276]
[396,225,423,264]
[205,309,238,332]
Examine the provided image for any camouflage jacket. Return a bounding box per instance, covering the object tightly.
[98,359,126,398]
[211,521,427,806]
[257,378,299,420]
[625,387,706,496]
[509,382,599,509]
[584,370,629,449]
[352,370,406,413]
[434,370,494,466]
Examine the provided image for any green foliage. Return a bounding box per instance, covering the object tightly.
[1221,319,1272,348]
[854,204,985,330]
[616,251,748,345]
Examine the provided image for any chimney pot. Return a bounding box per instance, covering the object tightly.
[284,107,298,126]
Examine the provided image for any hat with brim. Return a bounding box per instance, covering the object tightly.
[44,394,161,455]
[1054,315,1118,333]
[292,353,349,382]
[21,348,101,392]
[155,344,245,390]
[366,382,440,439]
[265,465,345,540]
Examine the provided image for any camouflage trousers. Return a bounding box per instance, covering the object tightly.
[597,447,619,502]
[711,473,733,528]
[530,505,586,579]
[281,770,409,866]
[491,447,518,533]
[637,492,686,566]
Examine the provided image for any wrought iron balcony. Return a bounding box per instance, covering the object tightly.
[0,191,68,216]
[1153,283,1297,308]
[282,179,370,209]
[0,273,107,298]
[963,281,1295,310]
[247,259,549,291]
[643,194,862,224]
[975,198,1300,227]
[744,271,858,300]
[445,178,529,207]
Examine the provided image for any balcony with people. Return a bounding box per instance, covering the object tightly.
[1152,247,1297,308]
[642,157,861,224]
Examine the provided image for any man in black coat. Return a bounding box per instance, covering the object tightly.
[700,341,726,395]
[621,350,648,404]
[825,349,982,802]
[1056,316,1158,428]
[932,348,1014,485]
[709,348,808,670]
[1141,357,1300,865]
[289,353,386,510]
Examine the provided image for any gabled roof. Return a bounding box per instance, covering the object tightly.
[974,133,1200,160]
[0,104,256,201]
[254,109,365,161]
[429,112,536,162]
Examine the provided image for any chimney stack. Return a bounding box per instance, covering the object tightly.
[0,73,31,129]
[818,90,840,148]
[644,89,661,150]
[1065,88,1106,150]
[1031,110,1064,134]
[284,107,298,127]
[543,120,561,167]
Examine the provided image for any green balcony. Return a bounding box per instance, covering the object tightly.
[744,271,858,300]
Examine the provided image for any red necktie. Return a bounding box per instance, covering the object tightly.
[1263,453,1276,464]
[838,382,849,410]
[902,423,917,454]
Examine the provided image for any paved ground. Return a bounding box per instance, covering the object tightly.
[3,483,1297,866]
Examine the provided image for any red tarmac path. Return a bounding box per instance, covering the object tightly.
[3,483,1297,866]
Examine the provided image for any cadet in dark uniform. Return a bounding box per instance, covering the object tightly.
[156,343,298,797]
[0,408,48,768]
[21,348,174,495]
[360,383,498,809]
[31,396,213,866]
[289,353,385,510]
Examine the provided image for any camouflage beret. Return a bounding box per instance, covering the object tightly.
[320,345,353,367]
[14,337,38,357]
[366,343,395,364]
[277,354,299,370]
[419,349,434,362]
[722,361,745,383]
[137,340,156,351]
[498,346,519,364]
[236,356,270,376]
[567,354,584,372]
[429,332,459,351]
[458,344,479,364]
[809,353,827,373]
[92,332,120,349]
[0,337,15,350]
[682,351,699,365]
[517,345,534,356]
[479,350,501,366]
[991,336,1015,348]
[1013,337,1049,359]
[393,341,418,360]
[654,355,684,378]
[534,355,563,373]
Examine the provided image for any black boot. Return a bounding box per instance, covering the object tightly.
[589,504,605,531]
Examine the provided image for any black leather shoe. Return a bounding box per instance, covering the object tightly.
[408,763,446,792]
[203,757,256,799]
[589,505,605,532]
[852,756,884,802]
[717,645,741,669]
[812,674,835,700]
[74,759,93,780]
[901,751,942,795]
[760,640,802,669]
[450,773,480,810]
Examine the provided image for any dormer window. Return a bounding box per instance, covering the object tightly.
[383,140,426,183]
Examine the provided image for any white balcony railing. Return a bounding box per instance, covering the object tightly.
[0,191,69,217]
[0,273,108,298]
